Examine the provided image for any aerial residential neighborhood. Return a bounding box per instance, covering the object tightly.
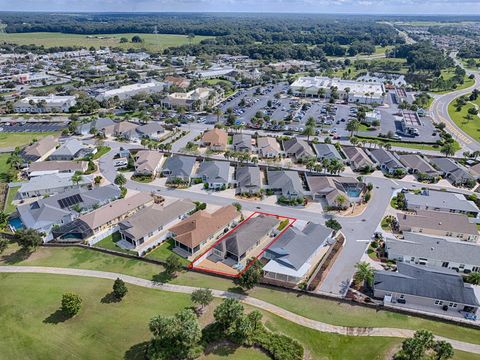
[0,5,480,360]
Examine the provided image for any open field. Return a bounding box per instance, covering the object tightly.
[448,97,480,142]
[0,131,59,148]
[430,69,475,94]
[1,245,480,345]
[0,32,213,52]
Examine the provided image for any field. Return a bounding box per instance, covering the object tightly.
[448,97,480,142]
[2,245,480,345]
[430,69,475,94]
[0,131,58,148]
[1,273,479,360]
[0,32,213,52]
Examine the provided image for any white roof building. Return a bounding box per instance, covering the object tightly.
[290,76,385,104]
[96,81,165,101]
[14,95,77,113]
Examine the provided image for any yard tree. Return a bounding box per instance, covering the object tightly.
[346,118,360,137]
[306,116,316,128]
[325,218,342,232]
[214,298,245,333]
[440,142,456,157]
[395,330,436,360]
[14,228,43,251]
[467,272,480,285]
[234,315,256,345]
[113,278,128,300]
[114,173,127,186]
[165,254,183,277]
[434,340,454,360]
[236,259,263,290]
[71,171,83,186]
[353,261,375,289]
[302,125,316,141]
[148,309,202,360]
[247,310,263,331]
[191,288,213,312]
[61,293,82,317]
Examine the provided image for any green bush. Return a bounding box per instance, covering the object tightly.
[253,329,304,360]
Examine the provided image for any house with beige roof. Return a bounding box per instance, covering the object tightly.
[20,135,58,163]
[397,210,478,242]
[134,150,164,177]
[103,121,139,139]
[52,192,154,242]
[118,199,195,251]
[257,137,281,158]
[27,160,88,178]
[162,88,217,110]
[169,204,240,257]
[201,128,228,151]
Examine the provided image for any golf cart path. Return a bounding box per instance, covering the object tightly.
[1,265,479,354]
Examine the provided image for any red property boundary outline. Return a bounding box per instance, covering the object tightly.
[188,211,297,278]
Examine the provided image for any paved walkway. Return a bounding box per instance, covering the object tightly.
[1,266,479,354]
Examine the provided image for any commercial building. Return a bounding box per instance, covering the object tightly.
[14,95,77,113]
[162,88,218,110]
[95,81,165,101]
[290,76,385,104]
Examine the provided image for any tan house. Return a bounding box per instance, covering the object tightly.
[165,76,191,89]
[27,160,88,178]
[169,204,240,257]
[21,135,58,162]
[52,193,154,242]
[201,128,228,151]
[397,210,478,242]
[257,137,281,158]
[103,121,138,138]
[134,150,164,177]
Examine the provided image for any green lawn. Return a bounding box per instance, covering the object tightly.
[430,69,475,94]
[355,137,441,151]
[0,32,213,52]
[3,186,19,214]
[2,273,476,360]
[0,132,59,148]
[94,232,134,255]
[448,97,480,142]
[145,239,190,266]
[2,245,480,346]
[92,146,111,160]
[0,152,11,182]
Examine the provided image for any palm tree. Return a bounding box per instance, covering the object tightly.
[335,194,348,209]
[306,116,316,128]
[346,119,360,137]
[214,108,223,123]
[354,261,375,289]
[71,172,83,186]
[467,272,480,285]
[303,125,316,141]
[7,151,23,169]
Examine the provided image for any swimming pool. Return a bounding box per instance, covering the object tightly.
[346,188,361,198]
[8,217,24,230]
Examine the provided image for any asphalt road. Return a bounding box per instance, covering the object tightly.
[430,55,480,154]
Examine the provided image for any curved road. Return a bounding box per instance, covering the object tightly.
[430,55,480,153]
[2,265,479,354]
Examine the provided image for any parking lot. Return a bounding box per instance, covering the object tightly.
[0,123,65,133]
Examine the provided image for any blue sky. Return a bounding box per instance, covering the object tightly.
[0,0,479,15]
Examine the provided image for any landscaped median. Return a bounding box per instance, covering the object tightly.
[1,244,480,348]
[448,95,480,142]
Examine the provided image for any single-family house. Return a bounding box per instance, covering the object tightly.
[342,146,374,172]
[119,199,195,248]
[232,133,252,152]
[195,160,230,189]
[27,160,88,178]
[135,123,165,141]
[170,205,241,257]
[404,190,479,217]
[267,170,305,199]
[397,210,478,242]
[236,165,262,195]
[282,138,315,161]
[212,214,279,262]
[103,121,139,139]
[429,157,475,186]
[134,150,164,177]
[385,232,480,274]
[201,128,228,151]
[306,175,364,208]
[257,137,281,158]
[20,135,58,163]
[397,154,441,180]
[18,172,93,199]
[313,143,343,162]
[374,262,479,315]
[52,192,154,242]
[368,148,406,175]
[263,223,333,285]
[162,155,196,183]
[49,139,95,161]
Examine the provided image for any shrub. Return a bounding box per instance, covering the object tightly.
[254,330,304,360]
[61,293,82,317]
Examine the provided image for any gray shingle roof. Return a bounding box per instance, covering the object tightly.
[236,165,261,193]
[50,139,89,159]
[266,223,332,270]
[405,190,479,214]
[313,143,342,161]
[283,138,315,159]
[374,262,479,306]
[386,232,480,266]
[267,170,304,197]
[163,155,196,179]
[368,148,405,170]
[397,154,439,175]
[196,161,230,183]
